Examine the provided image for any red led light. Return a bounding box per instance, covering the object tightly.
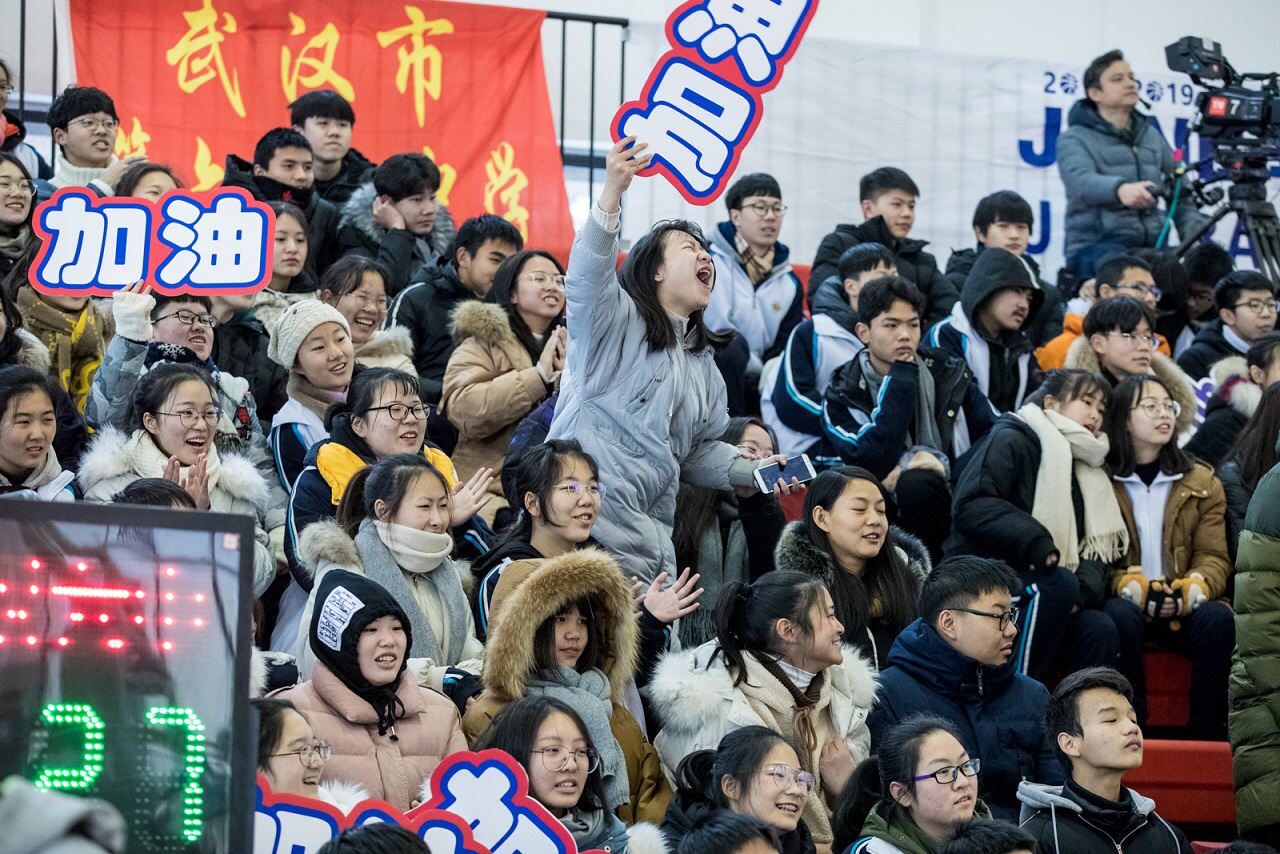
[50,585,132,600]
[193,593,205,603]
[24,635,38,647]
[163,617,175,627]
[56,636,71,648]
[104,638,126,650]
[98,613,110,624]
[0,634,5,645]
[28,584,39,595]
[0,582,7,593]
[69,612,85,622]
[160,641,174,652]
[4,609,13,619]
[193,618,205,627]
[134,590,146,599]
[29,559,40,570]
[163,592,175,602]
[75,561,88,572]
[133,615,145,625]
[17,609,27,620]
[164,567,177,577]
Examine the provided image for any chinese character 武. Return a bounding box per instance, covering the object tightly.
[377,7,455,127]
[166,0,247,118]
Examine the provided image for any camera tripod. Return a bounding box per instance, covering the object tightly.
[1178,156,1280,285]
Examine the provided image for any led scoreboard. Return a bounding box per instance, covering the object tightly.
[0,501,256,852]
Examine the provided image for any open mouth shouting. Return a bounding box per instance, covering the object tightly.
[696,263,714,291]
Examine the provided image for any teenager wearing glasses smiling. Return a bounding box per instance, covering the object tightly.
[442,249,568,526]
[0,152,36,279]
[1102,374,1233,740]
[868,557,1062,821]
[838,715,989,854]
[252,697,370,808]
[1177,270,1278,382]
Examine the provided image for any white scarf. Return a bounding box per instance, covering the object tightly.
[1018,404,1129,570]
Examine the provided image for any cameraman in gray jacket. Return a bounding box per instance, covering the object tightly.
[1058,50,1208,281]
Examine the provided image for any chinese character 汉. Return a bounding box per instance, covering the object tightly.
[165,0,247,118]
[377,7,455,127]
[157,194,267,289]
[617,59,755,197]
[673,0,813,85]
[281,13,357,103]
[37,194,151,289]
[483,143,529,242]
[114,117,151,160]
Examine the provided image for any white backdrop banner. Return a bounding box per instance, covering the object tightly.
[619,23,1278,279]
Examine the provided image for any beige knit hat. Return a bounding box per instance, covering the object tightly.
[266,300,351,368]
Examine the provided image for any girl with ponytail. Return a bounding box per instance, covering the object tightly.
[648,571,878,849]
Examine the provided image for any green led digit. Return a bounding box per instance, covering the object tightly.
[32,703,105,791]
[146,706,206,842]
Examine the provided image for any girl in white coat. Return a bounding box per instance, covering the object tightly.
[647,571,878,850]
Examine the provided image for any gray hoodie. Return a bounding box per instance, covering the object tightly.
[1017,780,1188,854]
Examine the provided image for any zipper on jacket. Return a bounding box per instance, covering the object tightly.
[976,665,984,696]
[1078,813,1148,853]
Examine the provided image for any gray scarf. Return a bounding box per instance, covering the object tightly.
[527,664,630,813]
[559,806,611,850]
[857,348,944,455]
[354,519,468,666]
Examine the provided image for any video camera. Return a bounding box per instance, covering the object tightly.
[1165,37,1279,169]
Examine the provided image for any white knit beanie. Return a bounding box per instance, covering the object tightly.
[267,300,351,369]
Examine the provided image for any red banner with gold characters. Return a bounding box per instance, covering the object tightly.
[67,0,573,255]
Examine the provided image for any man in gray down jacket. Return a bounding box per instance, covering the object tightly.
[1058,49,1208,280]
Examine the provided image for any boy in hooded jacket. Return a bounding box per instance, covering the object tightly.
[1018,667,1190,853]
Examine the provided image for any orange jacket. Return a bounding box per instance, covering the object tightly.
[1036,312,1171,371]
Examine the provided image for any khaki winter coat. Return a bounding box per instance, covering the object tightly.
[275,661,467,811]
[1110,461,1232,599]
[440,301,554,510]
[355,325,416,374]
[461,548,671,826]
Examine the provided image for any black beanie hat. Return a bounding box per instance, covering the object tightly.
[309,569,414,739]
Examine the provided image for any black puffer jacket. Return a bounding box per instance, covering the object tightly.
[336,182,456,297]
[313,147,376,207]
[211,310,290,425]
[1175,318,1241,381]
[944,246,1064,348]
[221,154,341,274]
[810,216,959,328]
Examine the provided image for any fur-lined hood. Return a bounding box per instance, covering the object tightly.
[1208,355,1261,418]
[482,548,638,704]
[450,300,519,347]
[339,182,456,260]
[354,325,414,361]
[14,328,51,373]
[1064,335,1197,435]
[77,426,269,509]
[297,519,362,579]
[774,521,932,586]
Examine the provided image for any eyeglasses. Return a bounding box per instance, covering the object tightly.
[364,402,426,422]
[914,757,981,784]
[761,763,816,794]
[519,272,567,291]
[736,441,774,460]
[155,309,218,329]
[0,179,36,197]
[1232,299,1280,316]
[68,117,119,133]
[1106,331,1158,349]
[270,740,331,768]
[739,202,788,217]
[1118,284,1162,299]
[950,606,1019,631]
[1135,398,1181,419]
[156,407,222,428]
[532,746,600,773]
[553,480,605,501]
[339,291,389,311]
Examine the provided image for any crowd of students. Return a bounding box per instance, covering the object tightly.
[3,44,1280,854]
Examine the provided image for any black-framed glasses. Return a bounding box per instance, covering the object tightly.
[270,740,331,768]
[156,407,222,428]
[761,763,816,794]
[950,606,1019,631]
[532,746,600,773]
[1232,298,1279,316]
[155,309,218,329]
[1106,331,1158,349]
[1118,284,1162,299]
[364,402,426,422]
[552,480,605,501]
[914,757,980,784]
[0,179,36,197]
[739,201,788,217]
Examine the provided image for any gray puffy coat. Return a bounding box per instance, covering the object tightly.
[1058,99,1207,262]
[546,214,744,584]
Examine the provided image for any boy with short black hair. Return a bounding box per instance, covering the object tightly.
[1018,667,1191,853]
[930,246,1046,412]
[386,214,523,405]
[1177,270,1277,381]
[46,84,139,193]
[869,555,1063,821]
[945,190,1064,347]
[811,166,959,328]
[222,127,341,274]
[939,820,1038,854]
[338,153,457,296]
[822,276,997,556]
[289,90,375,206]
[764,241,894,461]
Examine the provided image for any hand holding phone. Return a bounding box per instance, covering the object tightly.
[753,454,816,494]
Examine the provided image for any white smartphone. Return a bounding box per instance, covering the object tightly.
[753,454,816,493]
